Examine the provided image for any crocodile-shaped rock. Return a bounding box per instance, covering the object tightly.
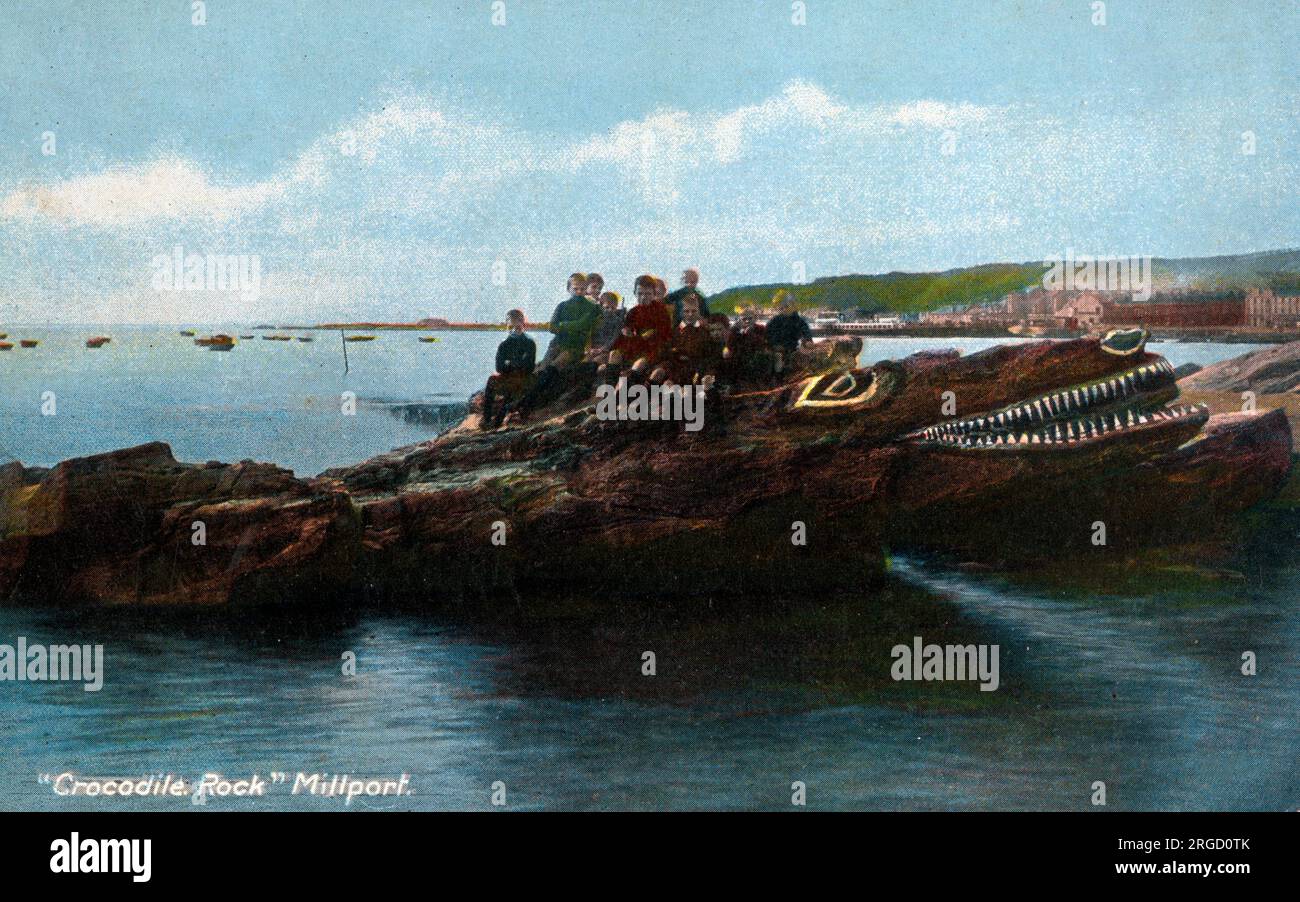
[0,331,1291,606]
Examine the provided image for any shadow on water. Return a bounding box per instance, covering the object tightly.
[396,580,1032,715]
[15,576,1030,717]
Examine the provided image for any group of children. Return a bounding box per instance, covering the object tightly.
[479,269,815,429]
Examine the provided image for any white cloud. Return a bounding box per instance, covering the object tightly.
[0,157,307,227]
[0,84,1002,229]
[0,81,1291,324]
[712,81,849,163]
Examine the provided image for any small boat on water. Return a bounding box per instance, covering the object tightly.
[19,340,38,348]
[0,343,12,351]
[418,336,439,343]
[0,333,7,339]
[262,335,293,341]
[296,336,314,342]
[344,335,377,342]
[239,335,255,340]
[179,330,196,337]
[195,334,236,349]
[85,337,111,348]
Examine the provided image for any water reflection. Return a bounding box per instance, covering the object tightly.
[2,513,1297,810]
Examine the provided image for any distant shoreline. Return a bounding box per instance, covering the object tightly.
[811,325,1298,345]
[270,322,532,332]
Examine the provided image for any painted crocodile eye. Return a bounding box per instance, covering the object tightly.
[1101,328,1148,356]
[822,372,864,398]
[793,368,880,409]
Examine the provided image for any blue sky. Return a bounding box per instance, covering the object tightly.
[1,0,1296,323]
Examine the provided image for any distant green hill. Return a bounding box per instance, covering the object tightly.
[710,263,1045,316]
[709,249,1300,315]
[1151,248,1300,289]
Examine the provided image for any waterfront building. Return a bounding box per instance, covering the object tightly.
[1245,288,1300,330]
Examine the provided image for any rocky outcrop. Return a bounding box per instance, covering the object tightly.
[0,334,1293,607]
[0,443,359,606]
[1179,340,1300,394]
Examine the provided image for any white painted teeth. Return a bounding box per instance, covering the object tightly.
[916,359,1191,450]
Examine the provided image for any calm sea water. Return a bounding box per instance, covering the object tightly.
[0,327,1294,810]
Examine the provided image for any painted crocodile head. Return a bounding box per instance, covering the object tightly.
[784,329,1202,452]
[776,329,1291,557]
[903,329,1207,456]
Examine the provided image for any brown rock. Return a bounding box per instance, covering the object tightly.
[0,443,358,606]
[1180,341,1300,394]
